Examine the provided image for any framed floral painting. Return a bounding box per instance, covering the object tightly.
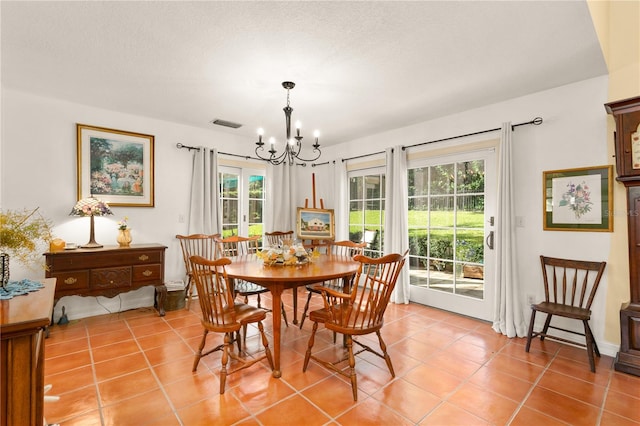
[543,165,613,232]
[297,208,335,240]
[77,124,155,207]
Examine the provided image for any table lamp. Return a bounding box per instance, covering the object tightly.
[70,197,113,248]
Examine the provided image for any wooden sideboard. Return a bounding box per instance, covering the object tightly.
[44,244,167,317]
[1,278,56,426]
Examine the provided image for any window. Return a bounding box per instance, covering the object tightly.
[220,166,265,238]
[348,170,385,257]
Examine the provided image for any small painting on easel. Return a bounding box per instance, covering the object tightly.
[297,208,335,240]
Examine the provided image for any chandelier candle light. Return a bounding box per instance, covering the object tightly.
[70,197,113,248]
[255,81,321,166]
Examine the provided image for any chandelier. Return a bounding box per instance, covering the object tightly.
[255,81,321,166]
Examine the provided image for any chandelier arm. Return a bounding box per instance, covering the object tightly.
[289,147,322,163]
[255,145,288,165]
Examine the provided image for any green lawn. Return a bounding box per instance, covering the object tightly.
[349,210,484,231]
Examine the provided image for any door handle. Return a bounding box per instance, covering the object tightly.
[486,231,494,250]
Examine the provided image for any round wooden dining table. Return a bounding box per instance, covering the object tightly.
[225,253,360,378]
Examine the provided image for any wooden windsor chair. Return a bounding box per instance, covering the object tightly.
[176,234,219,309]
[525,255,606,372]
[189,255,273,393]
[214,235,289,328]
[298,240,366,331]
[303,250,408,401]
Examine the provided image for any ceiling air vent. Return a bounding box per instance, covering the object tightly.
[210,118,242,129]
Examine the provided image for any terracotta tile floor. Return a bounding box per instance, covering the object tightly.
[44,292,640,425]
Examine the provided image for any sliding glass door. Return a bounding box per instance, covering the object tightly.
[407,150,496,320]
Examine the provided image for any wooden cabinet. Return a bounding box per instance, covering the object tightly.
[1,278,56,426]
[44,244,167,316]
[606,96,640,182]
[605,96,640,376]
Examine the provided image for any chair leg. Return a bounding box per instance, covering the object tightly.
[346,335,358,401]
[241,324,248,349]
[525,309,537,353]
[540,314,553,341]
[185,276,193,310]
[236,330,242,353]
[258,321,274,370]
[281,302,289,327]
[583,320,597,373]
[303,322,319,371]
[192,329,209,372]
[585,321,601,357]
[376,330,395,377]
[219,333,232,394]
[299,290,313,330]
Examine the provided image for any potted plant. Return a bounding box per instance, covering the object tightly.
[456,239,484,279]
[0,207,54,286]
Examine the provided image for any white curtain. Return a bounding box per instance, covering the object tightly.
[265,163,297,233]
[333,160,349,241]
[492,123,526,337]
[188,147,221,235]
[384,146,410,304]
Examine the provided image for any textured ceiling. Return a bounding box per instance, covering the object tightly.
[1,1,607,147]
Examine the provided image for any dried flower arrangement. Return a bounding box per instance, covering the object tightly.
[0,207,54,267]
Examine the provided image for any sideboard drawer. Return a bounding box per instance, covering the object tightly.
[133,264,162,282]
[50,271,89,291]
[91,267,132,289]
[132,251,163,264]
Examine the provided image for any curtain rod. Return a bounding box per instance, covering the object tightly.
[403,117,543,151]
[176,143,264,162]
[340,117,542,162]
[311,160,335,167]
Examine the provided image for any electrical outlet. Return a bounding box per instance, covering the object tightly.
[178,214,185,223]
[527,294,535,304]
[516,216,525,227]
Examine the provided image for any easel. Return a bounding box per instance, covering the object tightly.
[301,173,333,253]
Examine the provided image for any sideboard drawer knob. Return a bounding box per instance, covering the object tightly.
[139,255,149,261]
[143,270,152,277]
[64,277,77,285]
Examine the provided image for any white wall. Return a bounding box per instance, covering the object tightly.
[1,88,255,320]
[306,75,618,355]
[3,77,620,357]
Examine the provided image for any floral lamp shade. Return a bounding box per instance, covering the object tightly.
[70,197,113,248]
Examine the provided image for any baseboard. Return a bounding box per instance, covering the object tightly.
[52,287,155,323]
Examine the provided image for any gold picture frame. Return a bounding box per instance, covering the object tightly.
[77,124,155,207]
[297,207,335,240]
[543,165,613,232]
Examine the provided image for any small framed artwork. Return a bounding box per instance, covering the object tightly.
[297,208,335,240]
[543,165,613,232]
[77,124,155,207]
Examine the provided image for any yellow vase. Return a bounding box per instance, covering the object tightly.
[117,229,132,248]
